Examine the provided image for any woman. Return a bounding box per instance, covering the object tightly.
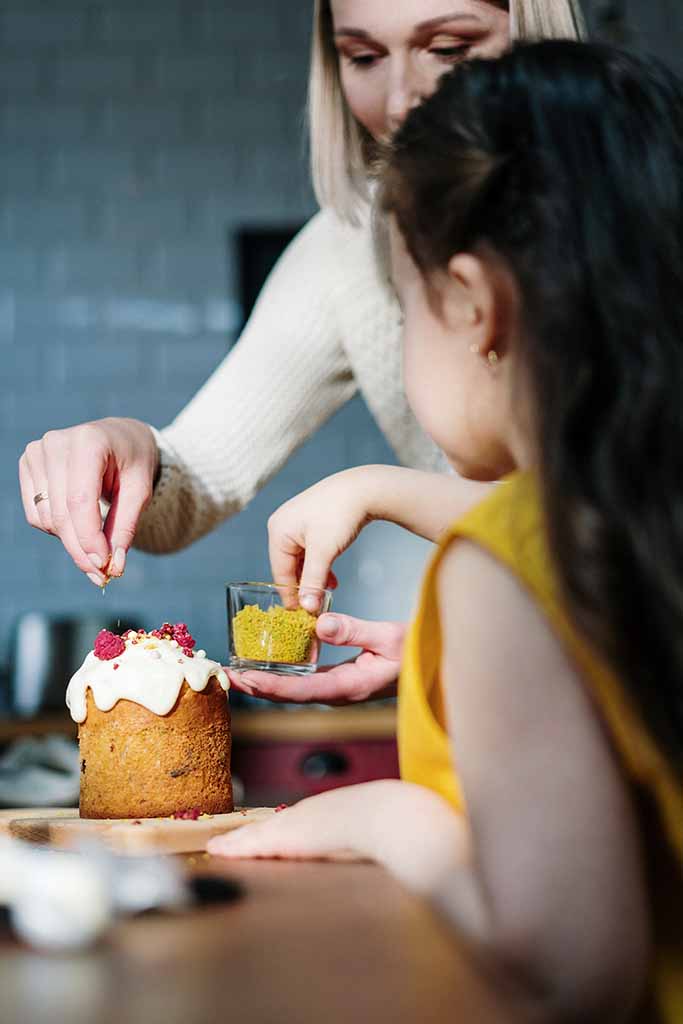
[19,0,585,703]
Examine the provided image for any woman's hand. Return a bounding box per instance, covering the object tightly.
[228,613,405,704]
[19,417,158,585]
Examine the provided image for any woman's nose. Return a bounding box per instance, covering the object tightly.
[386,64,423,134]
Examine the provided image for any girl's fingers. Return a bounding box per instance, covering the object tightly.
[207,822,276,858]
[267,520,301,587]
[299,547,336,612]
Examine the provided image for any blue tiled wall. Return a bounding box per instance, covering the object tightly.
[0,0,432,681]
[2,0,680,683]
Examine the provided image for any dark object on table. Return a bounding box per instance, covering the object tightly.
[188,874,243,906]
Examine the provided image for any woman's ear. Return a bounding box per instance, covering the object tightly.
[447,252,511,360]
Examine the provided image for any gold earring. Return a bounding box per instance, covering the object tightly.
[487,350,499,367]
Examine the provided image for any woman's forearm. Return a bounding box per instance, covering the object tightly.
[134,214,356,554]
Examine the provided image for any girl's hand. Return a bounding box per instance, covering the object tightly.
[207,780,468,897]
[19,418,158,585]
[267,468,380,611]
[208,786,374,862]
[268,466,495,611]
[227,613,405,704]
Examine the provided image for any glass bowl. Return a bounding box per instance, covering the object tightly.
[226,582,333,676]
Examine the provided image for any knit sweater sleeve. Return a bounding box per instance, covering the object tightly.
[134,210,357,554]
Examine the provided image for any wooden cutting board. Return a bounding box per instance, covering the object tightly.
[0,807,77,833]
[2,807,275,855]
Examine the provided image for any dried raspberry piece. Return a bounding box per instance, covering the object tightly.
[94,629,126,661]
[113,663,120,671]
[150,621,196,656]
[172,622,196,657]
[274,804,288,813]
[172,808,201,820]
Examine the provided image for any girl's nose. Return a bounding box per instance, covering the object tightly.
[386,63,423,134]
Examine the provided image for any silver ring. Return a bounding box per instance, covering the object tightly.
[33,491,49,507]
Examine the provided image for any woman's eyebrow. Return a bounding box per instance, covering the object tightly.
[334,27,372,39]
[334,13,483,40]
[414,12,484,33]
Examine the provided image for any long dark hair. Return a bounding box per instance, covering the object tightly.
[383,40,683,770]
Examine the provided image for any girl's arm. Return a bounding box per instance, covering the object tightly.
[430,539,650,1022]
[267,464,492,600]
[211,538,651,1022]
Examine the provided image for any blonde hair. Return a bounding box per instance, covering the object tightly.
[308,0,587,224]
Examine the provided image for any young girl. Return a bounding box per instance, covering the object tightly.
[209,41,683,1022]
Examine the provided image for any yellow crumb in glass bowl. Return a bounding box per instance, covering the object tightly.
[232,604,317,664]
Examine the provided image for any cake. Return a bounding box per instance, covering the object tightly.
[65,623,233,820]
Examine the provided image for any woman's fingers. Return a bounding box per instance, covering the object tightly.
[43,433,108,580]
[63,428,111,571]
[227,663,360,704]
[19,418,158,580]
[103,468,153,577]
[21,441,54,534]
[21,437,105,582]
[228,649,401,705]
[19,447,49,532]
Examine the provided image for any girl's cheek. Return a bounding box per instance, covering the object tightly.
[403,335,432,424]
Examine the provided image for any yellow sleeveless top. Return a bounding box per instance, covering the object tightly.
[398,472,683,1023]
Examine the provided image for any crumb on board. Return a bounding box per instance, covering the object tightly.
[171,808,202,820]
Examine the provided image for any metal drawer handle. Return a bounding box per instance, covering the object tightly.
[300,750,350,779]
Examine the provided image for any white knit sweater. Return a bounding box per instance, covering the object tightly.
[134,208,448,554]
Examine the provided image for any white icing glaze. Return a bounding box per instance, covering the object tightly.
[65,635,229,723]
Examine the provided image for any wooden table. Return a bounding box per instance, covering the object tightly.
[0,858,531,1024]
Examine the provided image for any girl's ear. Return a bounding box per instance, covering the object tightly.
[447,252,511,360]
